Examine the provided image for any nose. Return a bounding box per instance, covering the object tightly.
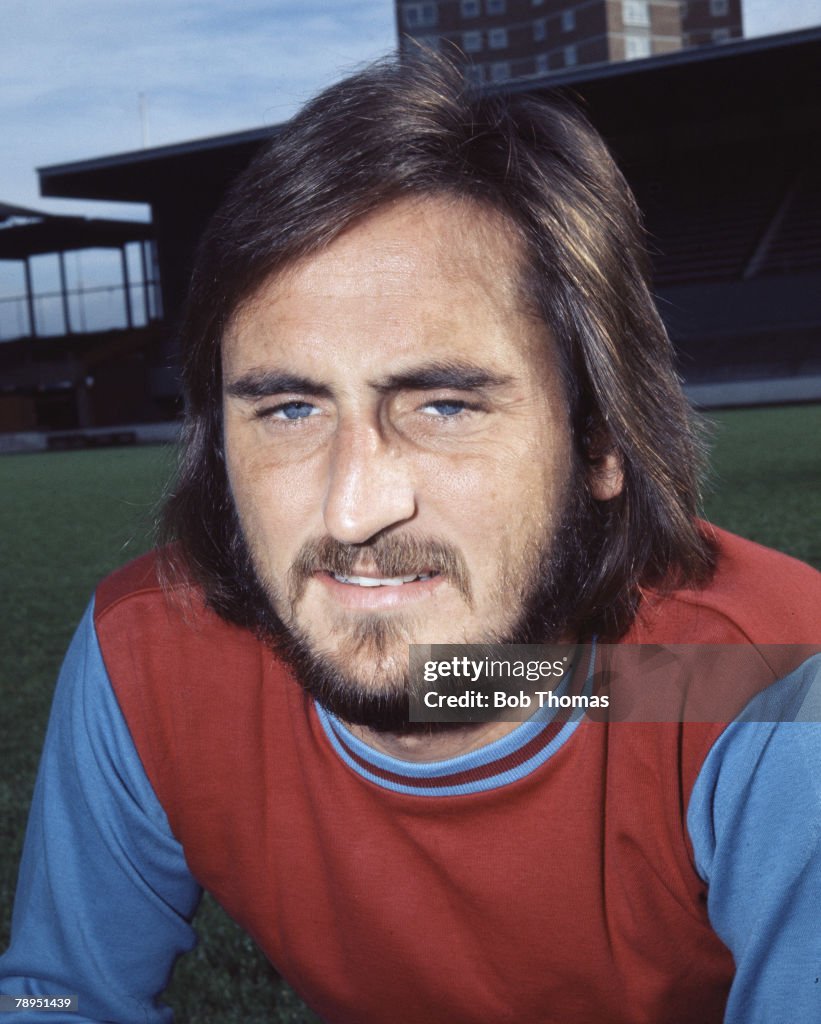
[322,422,417,544]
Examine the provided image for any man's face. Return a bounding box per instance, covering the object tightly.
[222,197,575,720]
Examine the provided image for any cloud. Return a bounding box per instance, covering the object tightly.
[0,0,396,219]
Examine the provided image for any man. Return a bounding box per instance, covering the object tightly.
[2,55,820,1023]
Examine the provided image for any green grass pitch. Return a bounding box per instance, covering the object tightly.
[1,403,818,1020]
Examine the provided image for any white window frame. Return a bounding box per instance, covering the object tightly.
[535,53,549,74]
[486,0,506,14]
[465,63,484,85]
[533,18,547,41]
[488,26,508,49]
[563,42,577,64]
[624,33,651,58]
[710,0,729,15]
[712,26,731,41]
[490,60,511,82]
[463,29,483,52]
[460,0,480,17]
[562,9,575,31]
[623,1,650,28]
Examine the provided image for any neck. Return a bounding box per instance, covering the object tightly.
[344,718,523,763]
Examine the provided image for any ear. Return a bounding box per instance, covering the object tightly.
[587,450,624,501]
[581,421,624,501]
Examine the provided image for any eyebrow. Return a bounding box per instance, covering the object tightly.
[224,361,513,401]
[370,361,513,393]
[224,371,333,401]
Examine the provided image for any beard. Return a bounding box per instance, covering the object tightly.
[229,461,602,735]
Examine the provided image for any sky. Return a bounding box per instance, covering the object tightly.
[744,0,821,38]
[2,0,398,222]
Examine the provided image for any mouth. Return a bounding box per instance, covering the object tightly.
[288,536,472,608]
[312,568,445,611]
[329,571,439,588]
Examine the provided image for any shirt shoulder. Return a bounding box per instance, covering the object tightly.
[95,547,199,622]
[93,547,250,652]
[92,545,277,694]
[95,547,165,614]
[629,524,821,645]
[91,549,307,872]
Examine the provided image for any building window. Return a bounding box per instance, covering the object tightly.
[562,9,575,32]
[563,43,577,64]
[533,18,547,41]
[710,0,728,15]
[486,0,506,13]
[535,53,549,74]
[712,26,731,41]
[488,26,508,48]
[624,33,651,58]
[463,29,483,52]
[460,0,480,16]
[465,63,484,85]
[490,61,511,81]
[623,1,650,28]
[532,0,544,5]
[403,2,438,29]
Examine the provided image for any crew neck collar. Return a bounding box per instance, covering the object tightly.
[315,643,596,797]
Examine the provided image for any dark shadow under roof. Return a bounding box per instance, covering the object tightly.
[39,126,278,205]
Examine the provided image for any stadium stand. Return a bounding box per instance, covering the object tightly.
[0,206,169,435]
[1,25,817,438]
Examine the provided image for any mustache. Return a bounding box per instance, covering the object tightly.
[287,534,472,605]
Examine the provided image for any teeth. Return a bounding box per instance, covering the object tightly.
[332,573,434,587]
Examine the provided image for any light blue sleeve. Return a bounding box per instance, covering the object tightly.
[0,601,201,1023]
[688,655,821,1024]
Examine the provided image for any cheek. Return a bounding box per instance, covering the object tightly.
[449,447,568,603]
[418,442,559,555]
[224,431,326,568]
[424,405,568,511]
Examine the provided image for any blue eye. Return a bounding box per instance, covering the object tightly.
[425,400,466,417]
[274,401,316,420]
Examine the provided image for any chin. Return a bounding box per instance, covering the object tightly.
[277,625,415,732]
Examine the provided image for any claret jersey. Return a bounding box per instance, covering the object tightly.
[1,526,820,1023]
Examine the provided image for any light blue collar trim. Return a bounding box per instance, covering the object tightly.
[315,641,597,796]
[318,712,583,797]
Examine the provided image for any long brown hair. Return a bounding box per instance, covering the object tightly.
[159,53,714,640]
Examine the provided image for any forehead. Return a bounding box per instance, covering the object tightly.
[223,196,548,379]
[278,195,519,292]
